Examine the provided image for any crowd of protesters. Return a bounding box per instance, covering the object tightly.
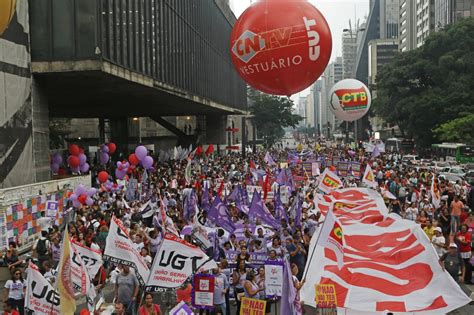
[1,145,473,315]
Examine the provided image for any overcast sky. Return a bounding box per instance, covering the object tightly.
[229,0,369,99]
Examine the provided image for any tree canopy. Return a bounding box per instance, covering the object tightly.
[249,89,302,148]
[372,17,474,147]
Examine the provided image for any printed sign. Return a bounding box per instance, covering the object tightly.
[240,297,267,315]
[193,274,215,309]
[264,261,283,297]
[25,262,60,315]
[246,186,273,202]
[225,251,268,268]
[315,284,337,308]
[337,162,350,178]
[312,162,320,176]
[46,200,59,217]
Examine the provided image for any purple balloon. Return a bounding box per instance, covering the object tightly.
[52,153,63,164]
[51,163,60,173]
[142,155,154,169]
[135,145,148,161]
[75,184,86,196]
[78,153,87,166]
[87,188,97,196]
[100,152,109,164]
[115,168,127,180]
[71,166,81,173]
[72,200,82,208]
[69,193,78,201]
[101,144,109,153]
[80,163,90,173]
[85,197,94,206]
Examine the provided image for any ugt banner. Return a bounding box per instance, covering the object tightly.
[25,262,60,315]
[147,233,217,290]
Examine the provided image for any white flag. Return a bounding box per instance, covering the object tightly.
[317,168,343,194]
[314,205,344,269]
[71,240,103,280]
[104,216,150,285]
[362,164,377,189]
[25,262,61,315]
[70,244,97,311]
[147,233,217,290]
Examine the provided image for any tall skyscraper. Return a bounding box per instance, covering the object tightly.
[415,0,435,48]
[320,57,343,135]
[399,0,417,51]
[435,0,474,31]
[380,0,400,39]
[297,96,307,127]
[342,31,358,79]
[368,39,399,89]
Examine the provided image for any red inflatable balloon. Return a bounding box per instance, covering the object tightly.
[230,0,332,96]
[78,194,87,205]
[129,153,139,166]
[68,155,80,168]
[69,144,80,156]
[107,142,117,154]
[98,171,109,183]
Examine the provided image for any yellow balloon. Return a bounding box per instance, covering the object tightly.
[0,0,17,36]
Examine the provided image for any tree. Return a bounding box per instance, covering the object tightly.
[249,89,302,148]
[372,17,474,147]
[434,113,474,144]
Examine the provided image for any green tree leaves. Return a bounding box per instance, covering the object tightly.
[248,89,302,148]
[373,17,474,147]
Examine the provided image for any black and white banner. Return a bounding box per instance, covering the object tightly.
[25,262,60,315]
[103,216,150,286]
[146,233,217,291]
[71,240,103,279]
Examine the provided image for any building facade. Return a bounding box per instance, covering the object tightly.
[380,0,400,39]
[368,39,399,88]
[342,32,358,79]
[416,0,435,47]
[399,0,417,51]
[435,0,474,31]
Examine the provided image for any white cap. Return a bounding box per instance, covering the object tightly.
[434,227,442,233]
[449,243,457,248]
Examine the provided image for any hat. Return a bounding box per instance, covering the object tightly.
[449,243,457,248]
[434,227,442,233]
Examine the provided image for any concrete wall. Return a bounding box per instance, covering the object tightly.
[32,79,51,182]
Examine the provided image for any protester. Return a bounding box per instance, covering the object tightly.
[138,293,161,315]
[213,266,230,315]
[456,224,472,284]
[114,265,139,315]
[440,244,465,283]
[3,268,26,315]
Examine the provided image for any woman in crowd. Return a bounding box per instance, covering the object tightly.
[138,293,161,315]
[3,268,26,315]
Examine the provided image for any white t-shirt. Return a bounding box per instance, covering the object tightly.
[431,235,446,257]
[37,217,51,232]
[132,242,145,252]
[5,279,26,300]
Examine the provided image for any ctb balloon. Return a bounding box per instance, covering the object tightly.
[328,79,371,122]
[230,0,332,96]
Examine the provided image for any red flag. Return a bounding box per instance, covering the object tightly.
[263,171,270,201]
[205,144,214,155]
[217,181,225,198]
[250,160,257,170]
[195,146,203,156]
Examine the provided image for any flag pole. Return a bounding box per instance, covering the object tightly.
[301,205,333,281]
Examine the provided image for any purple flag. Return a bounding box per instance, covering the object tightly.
[276,168,289,186]
[264,152,276,166]
[183,189,197,223]
[248,190,279,229]
[281,258,299,315]
[372,144,381,158]
[227,185,240,202]
[201,185,210,212]
[208,196,236,233]
[294,195,303,228]
[274,188,288,223]
[228,185,249,214]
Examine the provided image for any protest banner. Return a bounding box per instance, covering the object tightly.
[246,186,274,202]
[225,251,268,268]
[317,169,343,194]
[25,262,60,315]
[312,162,320,176]
[315,284,337,308]
[147,233,217,290]
[240,297,267,315]
[192,274,215,309]
[264,261,283,298]
[351,162,361,178]
[71,240,103,279]
[103,216,150,286]
[337,161,350,178]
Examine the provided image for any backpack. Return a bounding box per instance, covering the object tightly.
[36,239,48,256]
